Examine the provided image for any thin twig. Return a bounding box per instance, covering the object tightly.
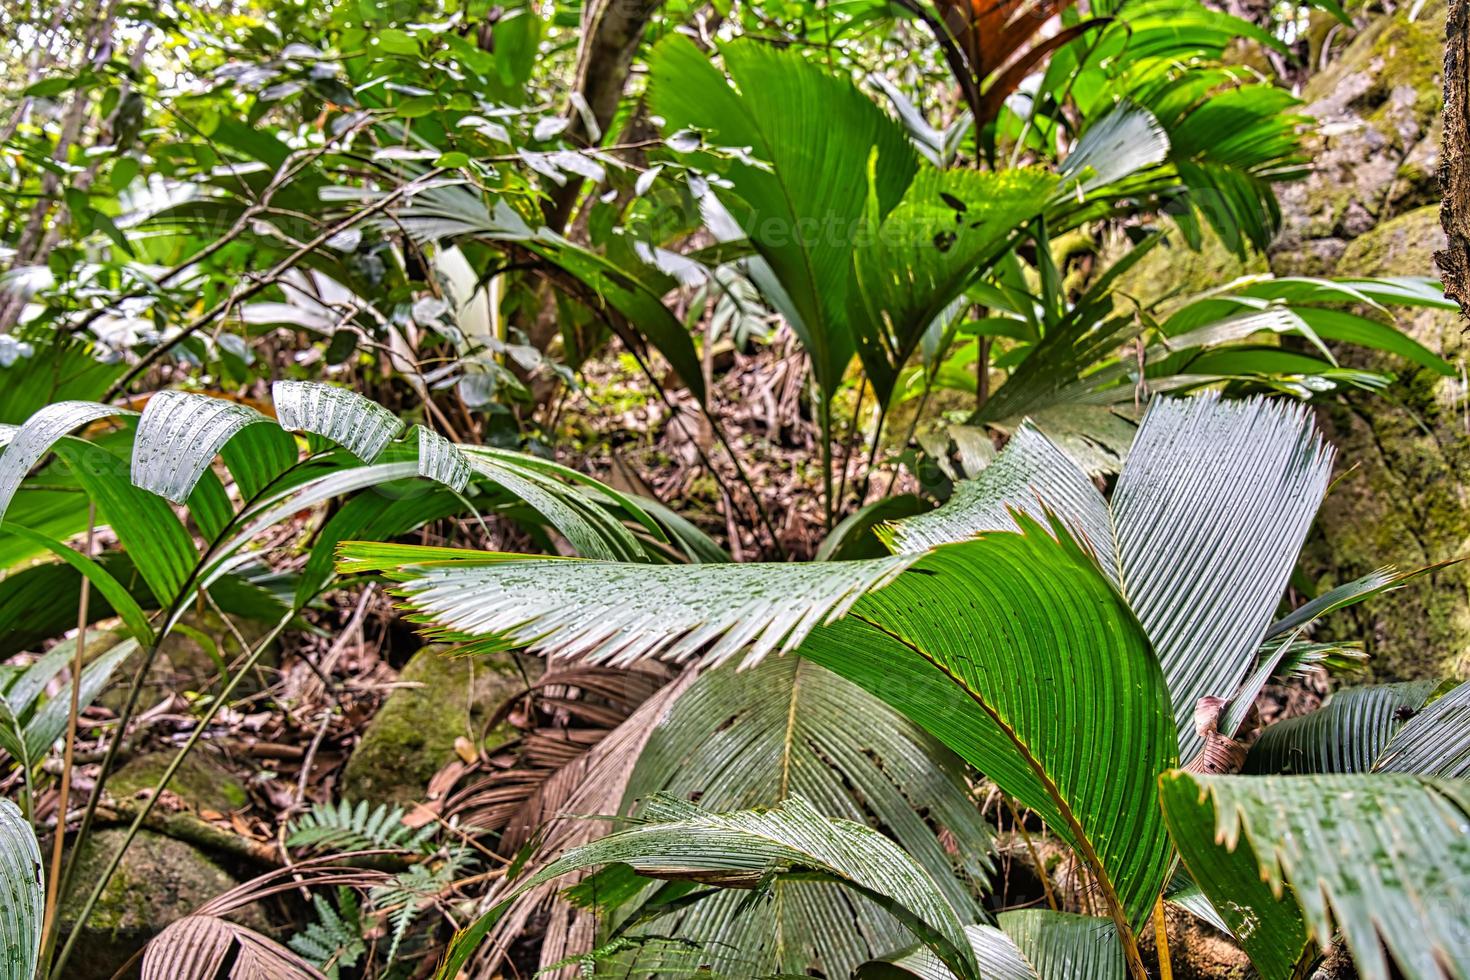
[38,503,94,969]
[104,168,450,399]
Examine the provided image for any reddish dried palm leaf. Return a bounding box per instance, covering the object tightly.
[141,915,325,980]
[467,669,698,980]
[977,19,1107,122]
[441,665,670,836]
[927,0,1099,123]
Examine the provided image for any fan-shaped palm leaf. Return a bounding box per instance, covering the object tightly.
[440,795,980,980]
[1244,681,1443,775]
[1374,679,1470,778]
[612,655,993,977]
[1160,772,1470,980]
[857,910,1124,980]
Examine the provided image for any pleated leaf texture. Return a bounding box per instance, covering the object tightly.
[856,910,1124,980]
[618,655,995,977]
[436,795,981,980]
[1161,772,1470,980]
[1244,680,1443,774]
[0,800,42,980]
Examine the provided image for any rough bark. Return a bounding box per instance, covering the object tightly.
[1438,0,1470,309]
[543,0,665,230]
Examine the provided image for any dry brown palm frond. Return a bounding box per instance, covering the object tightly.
[140,915,324,980]
[465,667,698,980]
[124,856,393,980]
[430,663,672,838]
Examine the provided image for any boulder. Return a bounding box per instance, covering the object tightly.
[340,646,535,806]
[57,827,266,980]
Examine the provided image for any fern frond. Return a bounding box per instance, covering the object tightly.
[286,799,437,856]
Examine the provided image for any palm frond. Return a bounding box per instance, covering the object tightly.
[0,800,42,980]
[271,381,404,462]
[141,914,327,980]
[1161,772,1470,980]
[0,400,135,524]
[858,911,1125,980]
[441,795,980,980]
[1374,679,1470,778]
[1244,681,1443,775]
[614,655,993,977]
[882,422,1110,560]
[1111,394,1333,754]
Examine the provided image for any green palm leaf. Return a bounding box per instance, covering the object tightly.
[1161,772,1470,980]
[0,800,42,980]
[616,656,993,977]
[1244,681,1443,775]
[649,35,917,397]
[1374,679,1470,778]
[857,911,1124,980]
[438,795,979,980]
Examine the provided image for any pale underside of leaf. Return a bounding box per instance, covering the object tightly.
[271,380,404,462]
[0,400,136,524]
[394,553,917,668]
[414,425,471,493]
[883,422,1112,567]
[131,390,273,503]
[0,800,42,980]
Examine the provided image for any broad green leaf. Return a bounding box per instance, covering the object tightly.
[1161,772,1470,980]
[23,639,135,763]
[649,35,918,397]
[0,800,42,980]
[1374,679,1470,778]
[0,525,154,643]
[857,911,1125,980]
[50,439,198,606]
[1157,772,1308,980]
[797,526,1176,933]
[620,656,992,977]
[1245,681,1442,775]
[437,795,979,980]
[846,166,1055,403]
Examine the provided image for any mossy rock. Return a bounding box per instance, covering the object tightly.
[57,827,266,980]
[1301,207,1470,682]
[1107,227,1268,311]
[109,748,249,813]
[340,646,536,806]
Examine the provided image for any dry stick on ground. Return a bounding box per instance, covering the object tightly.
[1438,0,1470,312]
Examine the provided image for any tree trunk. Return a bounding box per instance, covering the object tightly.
[1438,0,1470,311]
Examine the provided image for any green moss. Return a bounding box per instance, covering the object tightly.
[109,749,248,813]
[58,828,262,980]
[340,647,535,805]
